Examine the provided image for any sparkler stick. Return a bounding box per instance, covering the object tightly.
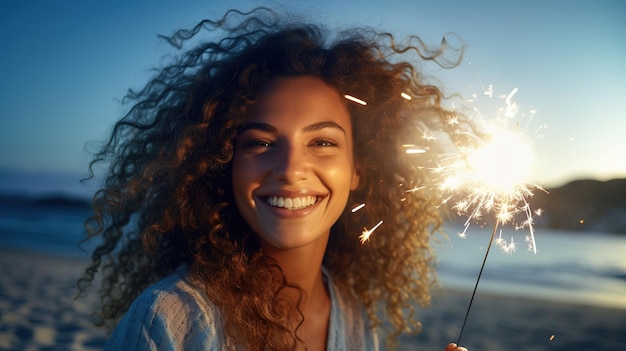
[456,221,497,345]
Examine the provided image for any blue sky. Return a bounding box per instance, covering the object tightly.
[1,0,625,193]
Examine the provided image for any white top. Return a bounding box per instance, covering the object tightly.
[103,267,379,350]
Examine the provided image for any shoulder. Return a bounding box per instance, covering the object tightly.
[104,268,225,351]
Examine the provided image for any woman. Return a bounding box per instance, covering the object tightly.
[79,8,468,351]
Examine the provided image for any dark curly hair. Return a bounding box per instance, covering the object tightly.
[78,8,465,350]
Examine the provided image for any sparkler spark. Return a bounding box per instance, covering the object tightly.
[344,94,367,105]
[360,220,383,244]
[421,132,436,141]
[403,143,427,154]
[405,185,425,193]
[405,148,426,154]
[351,203,365,213]
[482,84,493,98]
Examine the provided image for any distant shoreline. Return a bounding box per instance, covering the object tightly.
[0,193,91,209]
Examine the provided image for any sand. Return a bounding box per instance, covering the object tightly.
[400,289,626,351]
[1,247,624,350]
[0,248,107,350]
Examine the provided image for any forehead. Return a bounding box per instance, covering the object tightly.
[250,76,351,130]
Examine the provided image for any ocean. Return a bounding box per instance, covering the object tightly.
[1,201,625,311]
[436,224,626,310]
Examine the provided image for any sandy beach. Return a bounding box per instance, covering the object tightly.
[401,289,626,351]
[1,247,624,351]
[0,248,107,351]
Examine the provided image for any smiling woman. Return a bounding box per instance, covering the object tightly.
[77,7,468,351]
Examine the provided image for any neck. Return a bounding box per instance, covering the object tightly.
[261,237,329,310]
[281,251,325,296]
[260,237,332,349]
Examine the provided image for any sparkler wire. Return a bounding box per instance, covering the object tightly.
[456,220,499,346]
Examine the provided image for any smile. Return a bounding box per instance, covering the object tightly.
[265,196,319,210]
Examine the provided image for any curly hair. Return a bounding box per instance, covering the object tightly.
[78,8,465,350]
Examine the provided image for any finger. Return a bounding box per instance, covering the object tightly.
[445,343,469,351]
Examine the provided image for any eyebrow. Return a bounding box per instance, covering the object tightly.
[239,121,346,135]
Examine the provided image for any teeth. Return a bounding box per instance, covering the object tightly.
[266,196,318,210]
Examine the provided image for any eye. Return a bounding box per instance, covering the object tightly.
[244,139,273,148]
[310,138,338,147]
[237,138,275,155]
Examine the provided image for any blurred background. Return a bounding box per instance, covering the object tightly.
[1,1,624,350]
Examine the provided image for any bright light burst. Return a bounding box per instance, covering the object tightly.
[436,87,544,253]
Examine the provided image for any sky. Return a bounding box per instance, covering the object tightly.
[1,0,625,195]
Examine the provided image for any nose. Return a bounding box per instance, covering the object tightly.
[273,144,309,183]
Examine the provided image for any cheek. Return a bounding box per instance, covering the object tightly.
[322,161,356,193]
[231,155,266,208]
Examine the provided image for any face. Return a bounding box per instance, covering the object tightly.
[232,76,359,252]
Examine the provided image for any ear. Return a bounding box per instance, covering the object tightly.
[350,163,360,190]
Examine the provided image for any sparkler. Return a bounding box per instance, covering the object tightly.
[438,87,544,250]
[433,87,545,345]
[346,88,544,344]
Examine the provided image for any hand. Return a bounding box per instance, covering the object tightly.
[445,343,468,351]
